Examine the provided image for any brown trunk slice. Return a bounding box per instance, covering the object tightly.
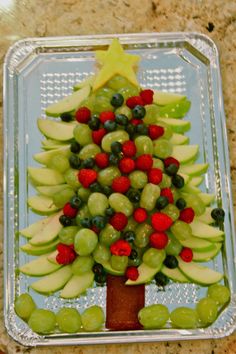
[106,275,145,330]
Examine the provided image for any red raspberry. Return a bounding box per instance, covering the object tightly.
[118,157,135,174]
[133,208,148,223]
[148,125,165,140]
[149,232,169,249]
[140,89,154,105]
[92,128,107,145]
[78,169,97,188]
[95,152,109,169]
[151,212,173,232]
[130,118,143,126]
[164,157,180,168]
[122,140,137,157]
[179,207,195,223]
[110,239,131,256]
[99,111,115,124]
[126,96,144,109]
[125,266,139,281]
[56,243,76,265]
[112,176,131,193]
[57,243,69,253]
[63,203,78,218]
[148,168,163,185]
[179,247,193,262]
[160,188,174,203]
[136,154,153,171]
[109,212,128,231]
[75,107,91,123]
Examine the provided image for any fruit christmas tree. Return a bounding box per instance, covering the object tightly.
[15,38,230,334]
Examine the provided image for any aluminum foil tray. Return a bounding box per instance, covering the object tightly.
[3,32,236,346]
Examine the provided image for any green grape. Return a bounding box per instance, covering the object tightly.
[135,136,153,156]
[165,233,182,256]
[153,138,173,159]
[171,220,192,240]
[115,105,132,120]
[95,86,115,100]
[124,217,137,232]
[101,130,129,152]
[170,307,198,329]
[99,224,120,247]
[162,204,180,221]
[77,187,91,202]
[143,104,160,124]
[110,255,128,271]
[140,183,160,211]
[79,144,101,160]
[138,304,169,329]
[129,171,148,189]
[159,173,172,189]
[75,205,91,226]
[81,305,105,332]
[93,96,114,114]
[74,229,98,256]
[93,243,111,263]
[98,166,121,186]
[181,192,206,216]
[56,308,82,333]
[74,123,93,146]
[28,309,56,334]
[196,297,218,325]
[64,169,81,189]
[88,192,109,216]
[52,187,75,208]
[142,248,166,268]
[107,75,130,90]
[59,226,79,245]
[49,154,70,173]
[72,256,94,275]
[109,193,133,216]
[134,223,153,248]
[14,293,36,321]
[118,85,140,100]
[207,284,230,305]
[153,158,164,170]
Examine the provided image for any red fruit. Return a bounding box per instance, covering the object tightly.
[78,169,97,188]
[148,168,163,185]
[164,157,180,168]
[95,152,109,169]
[92,128,107,145]
[179,247,193,262]
[90,225,100,234]
[160,188,174,203]
[135,154,153,171]
[109,212,128,231]
[110,239,132,256]
[148,125,165,140]
[126,96,144,109]
[130,118,143,126]
[179,207,195,223]
[140,89,154,105]
[56,243,76,265]
[133,208,148,223]
[122,140,137,157]
[75,107,91,123]
[149,232,169,249]
[151,212,173,232]
[99,111,115,124]
[125,266,139,281]
[63,203,78,218]
[112,176,131,193]
[118,157,135,174]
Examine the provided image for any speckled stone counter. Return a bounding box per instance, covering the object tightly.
[1,1,236,353]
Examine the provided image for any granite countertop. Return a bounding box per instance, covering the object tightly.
[1,0,236,353]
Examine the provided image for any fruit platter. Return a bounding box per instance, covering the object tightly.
[3,33,236,346]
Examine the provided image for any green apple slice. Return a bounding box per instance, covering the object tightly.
[101,261,125,276]
[179,163,209,176]
[30,211,63,246]
[47,250,59,264]
[153,91,186,105]
[198,193,215,206]
[181,184,201,195]
[20,253,61,276]
[178,237,215,252]
[42,138,68,150]
[45,85,90,117]
[177,258,223,285]
[60,271,94,299]
[190,220,224,240]
[38,119,77,141]
[73,75,96,91]
[31,265,72,294]
[169,133,189,145]
[19,215,55,238]
[157,117,191,133]
[36,184,68,197]
[34,146,70,165]
[27,195,59,214]
[195,207,214,224]
[159,99,191,118]
[125,262,163,285]
[192,243,222,262]
[28,167,65,186]
[21,238,59,256]
[161,266,189,283]
[171,145,199,164]
[188,176,203,187]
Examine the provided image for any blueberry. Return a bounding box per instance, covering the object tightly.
[109,153,120,165]
[92,263,104,275]
[111,141,122,154]
[105,207,115,217]
[111,93,124,107]
[164,255,178,269]
[92,216,107,229]
[165,163,179,176]
[135,123,148,135]
[80,217,92,228]
[104,120,117,132]
[176,198,186,210]
[102,185,113,196]
[172,174,185,189]
[70,195,83,209]
[81,158,95,168]
[115,114,129,126]
[59,215,72,226]
[88,116,100,130]
[154,272,169,286]
[94,272,107,286]
[70,140,81,153]
[125,123,135,137]
[129,249,138,260]
[69,154,81,169]
[123,230,135,243]
[132,105,146,119]
[60,112,73,122]
[126,188,141,203]
[156,196,169,210]
[90,182,102,193]
[211,208,225,222]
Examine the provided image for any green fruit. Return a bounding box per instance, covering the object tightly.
[28,309,56,334]
[14,293,36,321]
[138,304,169,329]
